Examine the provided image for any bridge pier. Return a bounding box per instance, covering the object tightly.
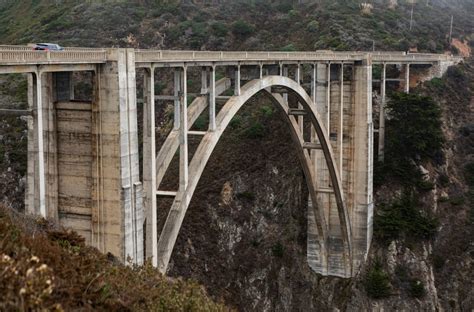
[307,58,373,277]
[143,66,157,266]
[25,49,143,264]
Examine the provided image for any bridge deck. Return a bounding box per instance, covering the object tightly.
[0,46,459,69]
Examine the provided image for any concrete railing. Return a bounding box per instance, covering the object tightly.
[372,52,455,62]
[0,50,108,64]
[0,45,460,66]
[135,50,457,64]
[135,50,368,63]
[0,45,106,52]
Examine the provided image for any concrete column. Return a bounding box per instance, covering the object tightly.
[283,66,288,104]
[200,67,208,94]
[311,63,317,103]
[310,63,317,176]
[35,71,46,218]
[405,63,410,93]
[143,66,157,266]
[26,74,35,215]
[234,65,241,96]
[259,63,263,79]
[352,57,374,272]
[295,63,303,134]
[326,62,331,135]
[209,66,216,131]
[338,63,344,176]
[173,70,181,130]
[179,67,189,191]
[90,48,142,264]
[27,72,57,219]
[378,63,386,162]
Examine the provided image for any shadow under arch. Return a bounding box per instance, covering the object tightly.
[156,75,352,274]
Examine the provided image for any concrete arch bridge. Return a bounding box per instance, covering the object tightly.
[0,47,460,277]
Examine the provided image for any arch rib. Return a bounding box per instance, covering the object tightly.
[156,75,352,273]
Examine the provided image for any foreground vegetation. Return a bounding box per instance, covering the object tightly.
[0,206,228,311]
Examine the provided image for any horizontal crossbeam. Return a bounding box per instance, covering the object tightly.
[156,190,178,197]
[188,130,207,136]
[303,142,322,149]
[288,108,307,116]
[0,109,31,116]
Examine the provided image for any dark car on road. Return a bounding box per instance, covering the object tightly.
[33,43,64,51]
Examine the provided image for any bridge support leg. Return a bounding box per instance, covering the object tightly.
[378,63,386,162]
[174,69,181,130]
[352,58,374,272]
[234,65,241,96]
[209,66,216,131]
[338,63,344,176]
[179,67,189,190]
[326,62,331,136]
[35,71,47,218]
[310,63,317,175]
[27,71,58,220]
[143,66,157,266]
[295,63,303,134]
[201,67,208,95]
[91,49,143,264]
[404,63,410,94]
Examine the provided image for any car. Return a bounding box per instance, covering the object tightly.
[33,43,64,51]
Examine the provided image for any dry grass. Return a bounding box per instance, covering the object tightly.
[0,205,231,311]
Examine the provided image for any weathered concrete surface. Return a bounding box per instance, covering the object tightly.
[11,48,460,276]
[155,75,349,274]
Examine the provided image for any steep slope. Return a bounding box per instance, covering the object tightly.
[0,0,472,52]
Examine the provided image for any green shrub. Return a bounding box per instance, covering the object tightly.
[288,9,299,18]
[383,93,444,189]
[280,43,296,51]
[193,115,207,131]
[306,20,319,33]
[237,191,256,201]
[438,173,450,187]
[243,121,265,139]
[211,21,228,37]
[386,93,444,162]
[231,20,255,37]
[260,105,274,118]
[374,191,438,243]
[449,196,465,206]
[465,162,474,187]
[229,116,242,129]
[409,279,425,298]
[432,254,445,271]
[417,180,435,191]
[429,77,444,89]
[365,261,391,299]
[271,242,284,258]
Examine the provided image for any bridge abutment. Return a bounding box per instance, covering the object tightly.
[25,49,143,264]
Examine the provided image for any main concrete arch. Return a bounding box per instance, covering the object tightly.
[156,75,352,273]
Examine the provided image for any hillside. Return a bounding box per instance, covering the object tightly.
[0,0,472,53]
[0,0,473,311]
